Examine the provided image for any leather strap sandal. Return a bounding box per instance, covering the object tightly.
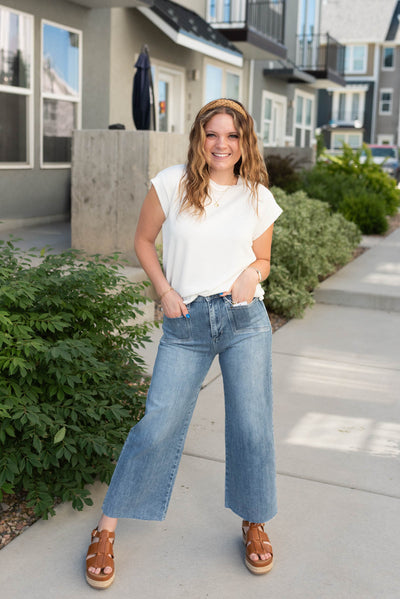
[242,521,273,575]
[86,528,116,589]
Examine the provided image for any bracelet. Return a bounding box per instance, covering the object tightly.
[249,267,262,283]
[160,287,173,300]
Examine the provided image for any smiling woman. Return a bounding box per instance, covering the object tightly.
[84,98,282,588]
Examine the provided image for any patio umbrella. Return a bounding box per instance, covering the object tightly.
[132,45,155,130]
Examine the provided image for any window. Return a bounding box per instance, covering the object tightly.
[332,131,362,150]
[151,63,184,133]
[205,63,240,104]
[0,5,33,167]
[382,47,394,69]
[331,88,366,125]
[262,98,272,145]
[294,92,314,147]
[379,89,392,115]
[226,71,239,99]
[261,91,286,146]
[41,21,81,167]
[344,45,367,74]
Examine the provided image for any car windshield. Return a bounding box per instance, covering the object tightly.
[370,147,396,158]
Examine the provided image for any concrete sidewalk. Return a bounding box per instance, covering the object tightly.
[1,223,399,598]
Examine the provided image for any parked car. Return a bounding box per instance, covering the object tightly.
[360,144,400,181]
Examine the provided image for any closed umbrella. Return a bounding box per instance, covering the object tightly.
[132,45,155,130]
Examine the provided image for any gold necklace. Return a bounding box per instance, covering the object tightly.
[211,178,237,208]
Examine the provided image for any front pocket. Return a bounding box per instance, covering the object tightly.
[162,315,192,340]
[226,298,270,333]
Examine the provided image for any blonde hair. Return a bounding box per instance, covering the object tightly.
[179,99,269,216]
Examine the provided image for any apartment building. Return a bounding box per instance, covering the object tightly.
[0,0,345,226]
[318,0,400,150]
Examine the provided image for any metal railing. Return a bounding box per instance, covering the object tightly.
[331,110,364,125]
[210,1,285,44]
[296,33,345,75]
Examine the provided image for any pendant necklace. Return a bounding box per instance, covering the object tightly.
[211,178,237,208]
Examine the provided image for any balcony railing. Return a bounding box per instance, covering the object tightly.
[331,110,363,126]
[296,33,345,76]
[210,1,285,44]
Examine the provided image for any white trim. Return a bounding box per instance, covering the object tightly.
[0,5,34,169]
[331,130,363,150]
[261,90,287,147]
[153,63,185,133]
[40,19,82,169]
[293,89,315,148]
[203,58,242,105]
[377,134,394,145]
[138,6,243,68]
[345,44,367,74]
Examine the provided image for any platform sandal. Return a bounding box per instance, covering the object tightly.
[242,521,273,575]
[86,528,115,589]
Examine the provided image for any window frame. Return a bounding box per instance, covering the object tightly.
[40,18,82,169]
[379,88,393,115]
[344,45,367,74]
[150,60,185,134]
[382,46,395,71]
[203,59,242,105]
[261,90,287,147]
[293,89,314,148]
[0,5,34,169]
[331,131,363,151]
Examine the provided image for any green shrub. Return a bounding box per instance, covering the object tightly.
[0,241,152,518]
[301,144,400,233]
[339,192,388,234]
[265,188,361,318]
[265,153,302,193]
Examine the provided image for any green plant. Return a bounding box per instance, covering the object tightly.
[301,144,400,233]
[265,153,302,193]
[0,241,153,518]
[264,188,361,318]
[339,192,388,234]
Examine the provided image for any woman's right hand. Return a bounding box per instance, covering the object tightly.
[161,289,189,319]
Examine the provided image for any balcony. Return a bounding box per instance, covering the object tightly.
[330,110,364,128]
[209,0,287,60]
[296,33,345,88]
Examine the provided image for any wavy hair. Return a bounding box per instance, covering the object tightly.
[179,99,269,216]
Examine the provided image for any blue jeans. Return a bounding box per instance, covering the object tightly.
[102,294,277,523]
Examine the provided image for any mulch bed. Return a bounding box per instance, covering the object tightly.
[1,211,399,551]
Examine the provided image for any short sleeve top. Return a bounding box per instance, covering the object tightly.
[151,164,282,304]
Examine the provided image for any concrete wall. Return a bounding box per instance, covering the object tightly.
[0,0,111,225]
[71,130,188,265]
[264,146,316,171]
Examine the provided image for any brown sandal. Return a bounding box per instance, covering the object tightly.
[86,528,116,589]
[242,521,273,575]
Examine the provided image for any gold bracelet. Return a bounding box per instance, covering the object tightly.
[248,267,262,283]
[160,287,173,300]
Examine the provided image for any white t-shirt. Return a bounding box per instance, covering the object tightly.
[151,164,282,304]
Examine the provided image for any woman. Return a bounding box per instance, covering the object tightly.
[85,99,282,589]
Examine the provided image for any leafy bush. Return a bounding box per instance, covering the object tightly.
[265,153,302,193]
[339,192,388,235]
[264,188,361,318]
[0,241,152,518]
[301,144,400,233]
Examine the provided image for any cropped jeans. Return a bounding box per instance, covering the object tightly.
[102,294,277,523]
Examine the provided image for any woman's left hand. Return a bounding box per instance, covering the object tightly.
[221,267,259,304]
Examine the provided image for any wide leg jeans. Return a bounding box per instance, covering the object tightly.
[102,294,277,523]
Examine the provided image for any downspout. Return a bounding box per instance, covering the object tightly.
[370,43,380,143]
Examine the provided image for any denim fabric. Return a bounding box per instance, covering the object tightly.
[102,294,277,523]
